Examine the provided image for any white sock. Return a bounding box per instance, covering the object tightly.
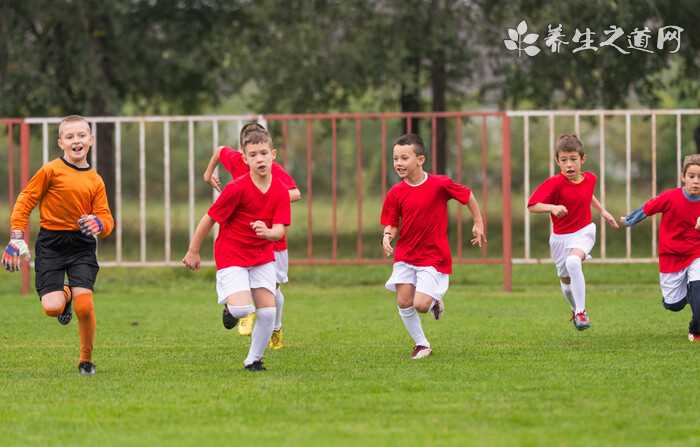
[565,255,586,313]
[274,288,285,330]
[244,306,275,366]
[398,306,430,347]
[559,281,575,310]
[227,303,255,319]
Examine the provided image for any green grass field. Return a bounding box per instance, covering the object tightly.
[2,263,700,446]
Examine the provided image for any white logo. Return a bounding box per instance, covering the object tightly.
[503,20,541,57]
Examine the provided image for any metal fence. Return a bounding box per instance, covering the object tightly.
[2,112,513,292]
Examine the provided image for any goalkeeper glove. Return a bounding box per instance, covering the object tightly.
[3,233,30,272]
[78,215,104,236]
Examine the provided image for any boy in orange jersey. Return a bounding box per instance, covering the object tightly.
[3,115,114,375]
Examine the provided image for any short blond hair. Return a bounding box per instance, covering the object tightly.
[58,115,90,138]
[683,154,700,175]
[555,134,584,157]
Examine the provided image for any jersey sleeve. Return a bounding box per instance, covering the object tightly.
[92,176,114,238]
[272,185,291,226]
[218,147,239,176]
[380,189,400,227]
[272,163,298,190]
[642,189,673,216]
[443,177,471,204]
[527,177,557,207]
[208,182,241,224]
[10,165,51,231]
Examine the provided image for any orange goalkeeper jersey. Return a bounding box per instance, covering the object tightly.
[10,157,114,237]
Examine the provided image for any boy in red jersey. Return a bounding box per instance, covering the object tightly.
[3,115,114,375]
[528,134,619,330]
[380,133,486,360]
[202,122,301,348]
[182,127,291,371]
[621,154,700,341]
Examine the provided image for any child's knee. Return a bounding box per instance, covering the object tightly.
[662,297,687,312]
[565,255,582,272]
[74,292,94,319]
[43,305,63,317]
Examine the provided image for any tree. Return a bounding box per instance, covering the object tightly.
[0,0,250,205]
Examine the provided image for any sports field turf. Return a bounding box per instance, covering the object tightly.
[2,264,699,446]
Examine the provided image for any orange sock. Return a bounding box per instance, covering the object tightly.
[73,292,96,363]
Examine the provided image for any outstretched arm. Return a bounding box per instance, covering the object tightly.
[182,214,215,271]
[592,195,619,229]
[466,195,487,247]
[620,206,648,227]
[202,148,223,192]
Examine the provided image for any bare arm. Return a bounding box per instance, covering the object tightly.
[250,222,286,241]
[182,214,215,270]
[202,148,223,192]
[382,225,398,256]
[289,188,302,202]
[592,194,619,229]
[466,195,487,247]
[528,202,567,217]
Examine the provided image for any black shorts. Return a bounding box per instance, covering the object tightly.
[35,228,99,298]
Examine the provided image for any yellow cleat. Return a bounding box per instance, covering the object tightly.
[268,328,284,350]
[238,312,255,336]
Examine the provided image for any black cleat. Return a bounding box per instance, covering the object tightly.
[222,306,239,330]
[244,360,266,372]
[78,361,96,376]
[57,285,73,326]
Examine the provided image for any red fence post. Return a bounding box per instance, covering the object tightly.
[455,117,463,261]
[480,116,489,257]
[305,119,313,259]
[501,114,513,292]
[20,122,30,294]
[355,119,364,260]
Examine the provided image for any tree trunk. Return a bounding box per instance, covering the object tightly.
[400,52,422,137]
[431,47,447,174]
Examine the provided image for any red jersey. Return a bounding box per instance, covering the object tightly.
[381,174,471,274]
[527,172,597,235]
[218,146,297,251]
[208,173,291,269]
[643,188,700,273]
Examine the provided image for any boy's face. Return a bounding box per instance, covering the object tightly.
[243,142,276,177]
[555,150,585,181]
[58,121,93,165]
[392,144,425,179]
[682,164,700,195]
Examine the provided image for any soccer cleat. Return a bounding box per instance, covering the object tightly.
[411,345,432,359]
[78,361,96,376]
[238,312,255,336]
[57,285,73,326]
[688,333,700,342]
[573,311,591,331]
[222,306,239,330]
[244,360,266,372]
[431,299,444,320]
[268,328,284,350]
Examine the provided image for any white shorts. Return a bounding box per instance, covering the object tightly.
[385,262,449,301]
[215,262,276,304]
[274,250,289,284]
[549,223,596,277]
[659,258,700,305]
